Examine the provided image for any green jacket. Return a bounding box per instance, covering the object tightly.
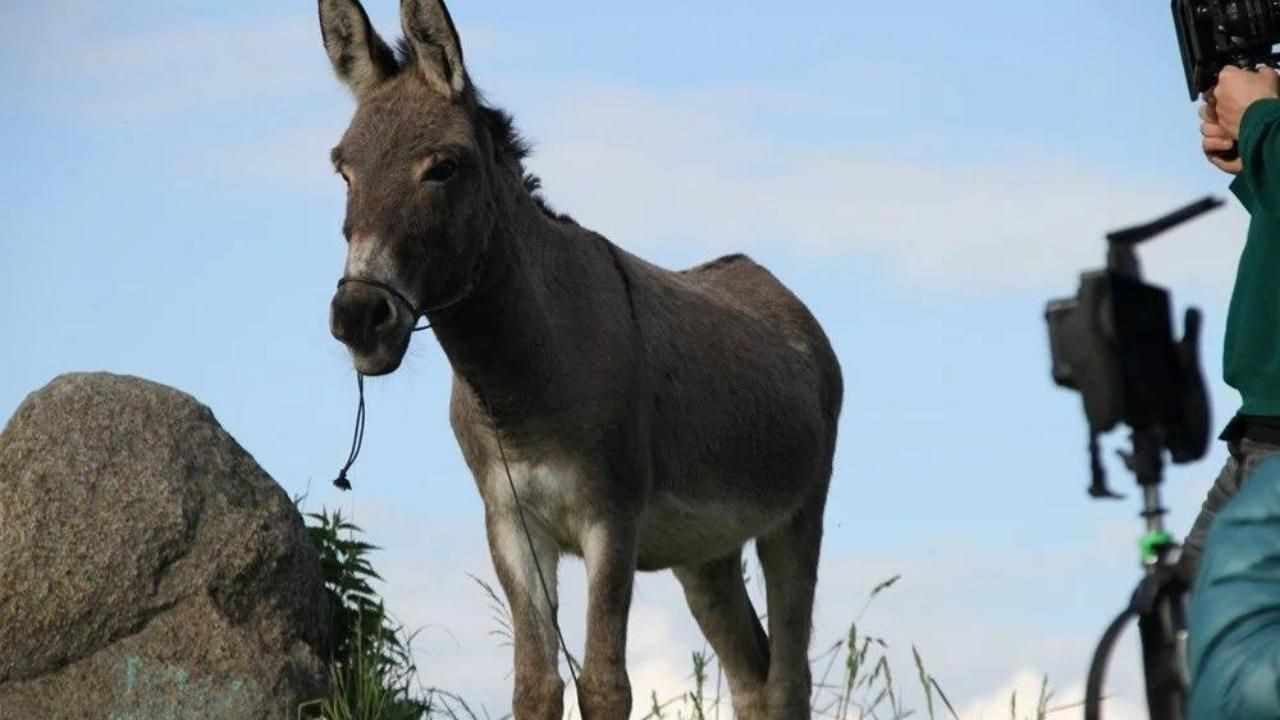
[1188,456,1280,719]
[1226,99,1280,416]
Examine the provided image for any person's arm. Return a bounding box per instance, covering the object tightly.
[1188,456,1280,720]
[1210,67,1280,215]
[1235,98,1280,216]
[1202,100,1245,184]
[1200,97,1255,210]
[1230,174,1256,214]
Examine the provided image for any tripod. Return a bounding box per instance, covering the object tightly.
[1083,428,1189,720]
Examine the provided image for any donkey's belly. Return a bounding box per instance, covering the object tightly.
[634,490,794,571]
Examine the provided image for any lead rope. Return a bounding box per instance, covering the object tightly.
[328,366,580,695]
[489,405,581,691]
[332,373,366,491]
[329,282,441,492]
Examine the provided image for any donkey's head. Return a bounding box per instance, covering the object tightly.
[321,0,499,375]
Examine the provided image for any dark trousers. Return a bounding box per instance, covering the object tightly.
[1182,437,1280,582]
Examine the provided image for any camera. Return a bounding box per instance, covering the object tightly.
[1174,0,1280,99]
[1045,197,1217,498]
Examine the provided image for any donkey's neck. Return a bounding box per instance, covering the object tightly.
[428,189,592,426]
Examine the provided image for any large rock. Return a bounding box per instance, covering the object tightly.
[0,373,329,719]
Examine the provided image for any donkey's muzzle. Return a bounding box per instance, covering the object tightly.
[330,283,412,375]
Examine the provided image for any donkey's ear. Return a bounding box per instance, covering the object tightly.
[400,0,468,99]
[318,0,399,100]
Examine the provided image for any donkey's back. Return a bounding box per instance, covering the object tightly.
[618,249,843,569]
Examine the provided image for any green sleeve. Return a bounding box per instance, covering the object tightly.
[1236,98,1280,217]
[1188,457,1280,720]
[1230,175,1255,213]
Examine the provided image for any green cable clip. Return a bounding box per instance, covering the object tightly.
[1139,530,1175,564]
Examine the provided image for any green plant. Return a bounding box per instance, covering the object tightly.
[297,509,423,719]
[1006,676,1053,720]
[633,575,1067,720]
[314,622,428,720]
[307,510,411,672]
[301,508,495,720]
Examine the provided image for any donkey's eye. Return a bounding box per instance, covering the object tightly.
[421,159,458,184]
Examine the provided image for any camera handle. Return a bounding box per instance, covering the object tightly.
[1083,428,1190,720]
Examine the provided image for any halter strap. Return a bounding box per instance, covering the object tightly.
[336,277,421,316]
[335,276,473,332]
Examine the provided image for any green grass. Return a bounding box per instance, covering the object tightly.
[299,508,485,720]
[636,575,971,720]
[625,573,1064,720]
[298,510,1060,720]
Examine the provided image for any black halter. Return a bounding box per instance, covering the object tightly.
[335,276,471,333]
[330,271,471,489]
[328,273,477,490]
[331,250,487,489]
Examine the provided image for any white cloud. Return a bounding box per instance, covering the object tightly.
[197,126,345,189]
[527,87,1248,295]
[8,1,1244,296]
[959,670,1147,720]
[40,0,1237,300]
[6,5,327,119]
[177,78,1248,296]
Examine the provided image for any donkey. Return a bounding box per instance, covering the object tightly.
[319,1,843,717]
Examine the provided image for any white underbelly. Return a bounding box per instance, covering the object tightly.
[483,458,590,554]
[635,492,787,570]
[481,460,790,569]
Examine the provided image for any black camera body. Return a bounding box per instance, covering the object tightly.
[1045,198,1218,497]
[1173,0,1280,99]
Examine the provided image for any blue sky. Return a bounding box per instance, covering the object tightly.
[0,1,1254,717]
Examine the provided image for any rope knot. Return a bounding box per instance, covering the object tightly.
[332,373,366,492]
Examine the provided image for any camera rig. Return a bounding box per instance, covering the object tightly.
[1045,196,1222,720]
[1174,0,1280,99]
[1046,196,1217,499]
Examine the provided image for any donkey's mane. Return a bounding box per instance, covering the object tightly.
[395,38,576,225]
[475,102,576,225]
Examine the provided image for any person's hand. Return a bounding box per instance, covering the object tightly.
[1200,100,1243,175]
[1210,66,1280,138]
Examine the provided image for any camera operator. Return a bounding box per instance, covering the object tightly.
[1183,65,1280,573]
[1186,66,1280,720]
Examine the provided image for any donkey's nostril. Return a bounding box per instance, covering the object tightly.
[370,297,394,330]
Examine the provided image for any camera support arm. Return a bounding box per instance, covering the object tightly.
[1106,196,1224,282]
[1106,196,1224,250]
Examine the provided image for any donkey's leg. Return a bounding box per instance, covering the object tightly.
[486,508,564,720]
[755,489,827,720]
[578,522,638,720]
[673,549,771,720]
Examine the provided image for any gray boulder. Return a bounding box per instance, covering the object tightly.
[0,373,329,719]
